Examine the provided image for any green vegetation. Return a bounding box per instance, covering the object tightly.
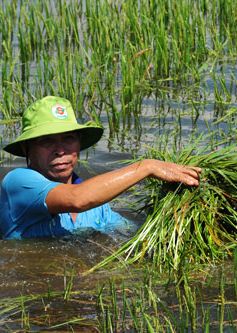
[97,259,237,332]
[0,0,236,147]
[0,0,237,331]
[88,141,237,273]
[0,254,236,332]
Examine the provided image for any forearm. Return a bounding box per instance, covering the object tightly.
[47,160,150,213]
[46,159,201,214]
[74,160,149,209]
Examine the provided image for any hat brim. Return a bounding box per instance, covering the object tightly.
[3,122,104,157]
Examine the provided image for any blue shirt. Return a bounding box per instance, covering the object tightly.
[0,168,135,239]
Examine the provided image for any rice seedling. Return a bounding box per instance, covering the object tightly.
[0,0,236,146]
[88,139,237,273]
[0,260,236,332]
[20,295,30,331]
[96,258,237,332]
[0,288,99,331]
[1,0,236,129]
[63,266,75,301]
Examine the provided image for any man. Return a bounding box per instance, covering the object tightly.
[0,96,201,239]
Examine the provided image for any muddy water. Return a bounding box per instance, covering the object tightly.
[0,151,143,331]
[0,236,109,297]
[0,149,143,299]
[0,96,236,330]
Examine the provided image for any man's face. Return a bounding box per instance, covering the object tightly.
[27,131,80,183]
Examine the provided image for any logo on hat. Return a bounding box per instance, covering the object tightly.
[52,104,68,119]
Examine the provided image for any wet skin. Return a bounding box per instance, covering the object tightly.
[25,132,202,215]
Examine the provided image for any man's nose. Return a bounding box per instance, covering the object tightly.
[53,140,65,155]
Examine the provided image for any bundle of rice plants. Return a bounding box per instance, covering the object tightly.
[88,141,237,273]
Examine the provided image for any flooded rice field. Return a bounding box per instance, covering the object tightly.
[0,113,236,332]
[0,0,237,331]
[0,237,236,332]
[0,71,236,330]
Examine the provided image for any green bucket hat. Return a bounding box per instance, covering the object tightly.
[3,96,104,157]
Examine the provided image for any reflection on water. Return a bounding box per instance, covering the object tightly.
[0,237,235,332]
[0,155,144,331]
[0,234,118,298]
[0,157,142,300]
[0,232,143,332]
[0,125,236,331]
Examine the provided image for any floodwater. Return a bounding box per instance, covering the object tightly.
[0,69,236,330]
[0,151,144,331]
[0,148,142,294]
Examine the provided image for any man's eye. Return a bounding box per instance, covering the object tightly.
[64,134,77,142]
[37,138,53,146]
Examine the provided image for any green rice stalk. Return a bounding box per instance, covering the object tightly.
[88,142,237,274]
[1,0,237,133]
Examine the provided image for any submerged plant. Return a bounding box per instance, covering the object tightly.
[88,141,237,273]
[97,260,237,332]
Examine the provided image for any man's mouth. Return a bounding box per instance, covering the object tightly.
[50,162,71,171]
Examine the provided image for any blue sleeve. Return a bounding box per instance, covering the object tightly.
[0,168,138,240]
[5,168,59,220]
[0,168,59,238]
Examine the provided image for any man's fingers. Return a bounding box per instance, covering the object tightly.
[176,166,202,186]
[187,166,202,173]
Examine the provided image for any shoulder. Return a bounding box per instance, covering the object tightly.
[3,168,45,184]
[2,168,59,191]
[3,167,40,178]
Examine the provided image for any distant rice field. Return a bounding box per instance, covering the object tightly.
[0,0,236,151]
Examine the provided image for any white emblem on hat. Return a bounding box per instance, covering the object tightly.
[52,104,68,119]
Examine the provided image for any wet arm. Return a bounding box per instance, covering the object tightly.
[46,159,201,214]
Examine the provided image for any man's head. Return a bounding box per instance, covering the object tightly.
[4,96,103,158]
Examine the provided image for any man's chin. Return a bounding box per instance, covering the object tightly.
[48,171,72,183]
